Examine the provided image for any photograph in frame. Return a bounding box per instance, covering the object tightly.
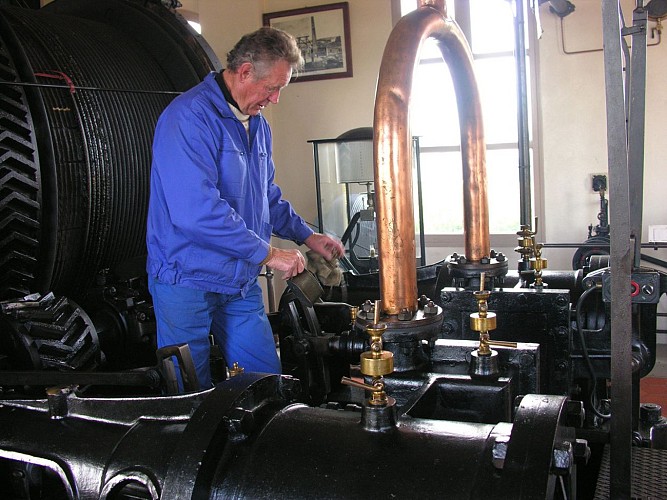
[263,2,353,83]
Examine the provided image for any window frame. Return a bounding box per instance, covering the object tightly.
[394,0,544,251]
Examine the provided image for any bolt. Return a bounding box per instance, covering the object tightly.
[552,442,573,474]
[565,399,585,428]
[441,291,452,303]
[423,300,438,316]
[572,439,591,464]
[441,321,456,335]
[555,295,569,308]
[492,435,510,469]
[496,252,506,262]
[227,407,255,435]
[457,255,467,264]
[480,256,490,265]
[398,308,412,321]
[640,403,662,425]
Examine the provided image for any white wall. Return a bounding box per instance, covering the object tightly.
[537,0,667,271]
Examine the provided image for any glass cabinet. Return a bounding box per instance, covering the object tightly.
[309,128,425,274]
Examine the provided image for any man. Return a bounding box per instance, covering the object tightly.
[146,27,344,389]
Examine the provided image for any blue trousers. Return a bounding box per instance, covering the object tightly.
[149,277,281,389]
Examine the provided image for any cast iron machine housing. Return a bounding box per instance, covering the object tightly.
[0,0,665,498]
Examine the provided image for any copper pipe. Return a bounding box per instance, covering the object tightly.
[373,3,489,316]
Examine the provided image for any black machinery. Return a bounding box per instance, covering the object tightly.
[1,0,666,499]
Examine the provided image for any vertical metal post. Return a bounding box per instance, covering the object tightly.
[627,3,647,269]
[601,0,633,498]
[312,143,324,233]
[413,136,427,266]
[514,0,533,227]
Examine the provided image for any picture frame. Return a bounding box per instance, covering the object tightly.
[263,2,353,83]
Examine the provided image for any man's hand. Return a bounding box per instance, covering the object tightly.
[305,233,345,261]
[265,247,306,279]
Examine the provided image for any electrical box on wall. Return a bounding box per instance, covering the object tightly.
[648,225,667,242]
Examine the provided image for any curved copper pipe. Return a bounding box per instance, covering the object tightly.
[373,3,489,316]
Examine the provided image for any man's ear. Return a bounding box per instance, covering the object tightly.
[238,62,254,83]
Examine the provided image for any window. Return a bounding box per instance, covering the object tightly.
[400,0,538,242]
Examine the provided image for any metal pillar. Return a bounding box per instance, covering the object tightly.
[601,1,634,497]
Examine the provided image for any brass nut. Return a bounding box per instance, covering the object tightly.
[470,312,497,332]
[360,351,394,376]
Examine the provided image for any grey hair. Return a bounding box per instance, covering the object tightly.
[226,27,304,77]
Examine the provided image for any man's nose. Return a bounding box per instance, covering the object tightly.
[268,89,280,104]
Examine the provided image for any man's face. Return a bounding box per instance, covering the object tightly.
[237,59,293,116]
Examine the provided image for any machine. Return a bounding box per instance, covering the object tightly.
[0,0,665,498]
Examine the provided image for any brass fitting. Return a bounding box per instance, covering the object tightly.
[514,224,535,264]
[359,323,394,377]
[346,300,395,406]
[228,362,244,377]
[470,290,497,356]
[530,243,548,287]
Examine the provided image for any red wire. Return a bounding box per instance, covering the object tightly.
[34,71,76,94]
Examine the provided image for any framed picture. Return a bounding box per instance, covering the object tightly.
[263,2,352,83]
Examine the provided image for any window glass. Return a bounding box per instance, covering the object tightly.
[486,148,523,233]
[411,63,459,148]
[420,151,464,234]
[400,0,535,236]
[469,0,515,54]
[475,56,518,144]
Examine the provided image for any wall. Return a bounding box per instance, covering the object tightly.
[538,0,667,340]
[537,0,667,271]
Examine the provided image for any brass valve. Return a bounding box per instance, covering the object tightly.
[228,361,244,377]
[347,299,394,406]
[350,305,359,324]
[360,323,394,377]
[470,290,497,356]
[514,224,535,264]
[341,376,390,406]
[530,243,548,287]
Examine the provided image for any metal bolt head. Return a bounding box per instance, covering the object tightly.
[640,403,662,425]
[397,308,412,321]
[573,439,591,464]
[227,407,255,435]
[565,400,585,428]
[492,435,510,469]
[552,441,573,474]
[423,301,438,316]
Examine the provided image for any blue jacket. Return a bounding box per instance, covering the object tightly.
[146,73,313,295]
